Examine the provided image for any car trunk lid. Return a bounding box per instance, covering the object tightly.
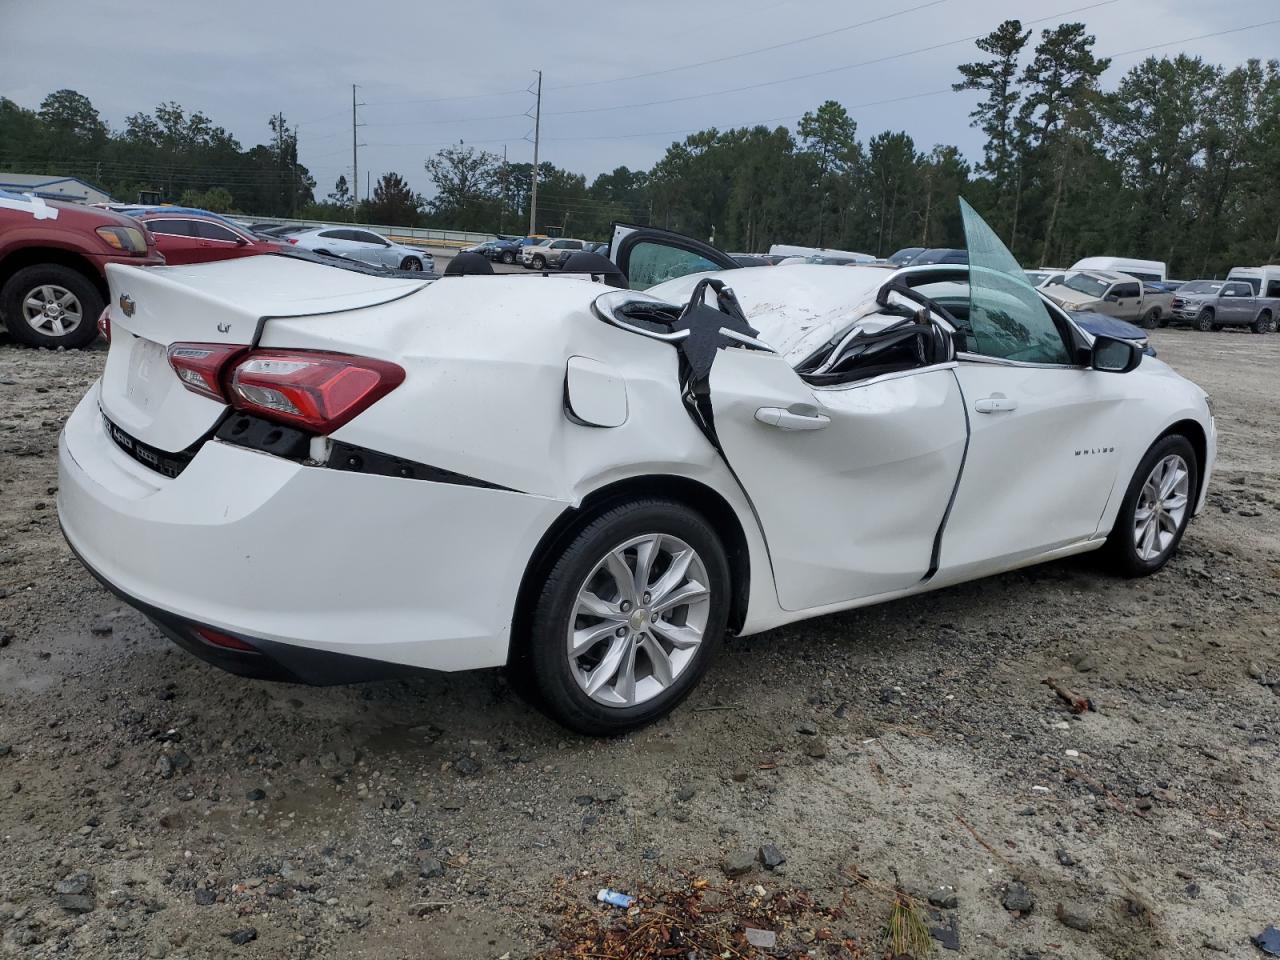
[99,256,427,453]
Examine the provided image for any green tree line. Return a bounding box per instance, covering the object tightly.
[2,19,1277,276]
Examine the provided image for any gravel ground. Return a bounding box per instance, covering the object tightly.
[1,328,1278,959]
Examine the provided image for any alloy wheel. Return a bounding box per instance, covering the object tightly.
[23,284,83,338]
[567,534,711,708]
[1133,454,1189,562]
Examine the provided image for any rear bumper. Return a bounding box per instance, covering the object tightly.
[58,382,569,674]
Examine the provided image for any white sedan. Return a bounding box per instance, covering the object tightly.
[286,226,434,273]
[58,202,1214,734]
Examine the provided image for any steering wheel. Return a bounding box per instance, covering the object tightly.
[874,279,962,361]
[875,279,963,329]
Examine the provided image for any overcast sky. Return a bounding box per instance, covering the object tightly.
[3,0,1278,202]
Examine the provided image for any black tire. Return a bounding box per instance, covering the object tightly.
[531,254,546,270]
[1195,309,1215,332]
[1157,317,1170,328]
[1102,434,1198,578]
[1252,311,1274,334]
[1140,308,1161,330]
[1,264,103,349]
[501,250,515,264]
[526,499,730,735]
[399,256,422,271]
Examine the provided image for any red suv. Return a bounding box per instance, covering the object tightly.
[0,192,165,349]
[132,211,284,265]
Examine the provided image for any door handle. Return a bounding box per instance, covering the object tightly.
[974,394,1017,414]
[755,407,831,431]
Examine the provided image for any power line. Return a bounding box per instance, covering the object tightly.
[545,89,953,143]
[535,6,1271,146]
[545,0,1120,118]
[1105,17,1280,61]
[547,0,952,92]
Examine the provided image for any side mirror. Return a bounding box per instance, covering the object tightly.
[235,236,248,246]
[1103,294,1119,303]
[1092,335,1142,373]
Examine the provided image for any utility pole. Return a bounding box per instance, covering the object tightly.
[351,83,360,222]
[529,70,542,237]
[499,144,508,234]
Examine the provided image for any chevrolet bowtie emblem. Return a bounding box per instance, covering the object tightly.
[119,293,136,317]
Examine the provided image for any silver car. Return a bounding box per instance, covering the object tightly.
[520,237,586,270]
[288,227,435,273]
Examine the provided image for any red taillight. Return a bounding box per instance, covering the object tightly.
[166,343,247,402]
[167,344,403,433]
[97,308,111,343]
[287,238,298,244]
[229,350,404,433]
[193,626,257,652]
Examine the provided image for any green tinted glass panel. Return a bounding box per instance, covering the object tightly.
[960,198,1070,364]
[628,241,719,290]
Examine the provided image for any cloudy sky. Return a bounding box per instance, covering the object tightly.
[3,0,1278,201]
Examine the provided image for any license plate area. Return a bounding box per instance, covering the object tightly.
[124,338,168,412]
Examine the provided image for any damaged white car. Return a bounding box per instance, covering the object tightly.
[58,201,1215,734]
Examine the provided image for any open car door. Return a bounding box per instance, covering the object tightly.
[608,223,739,290]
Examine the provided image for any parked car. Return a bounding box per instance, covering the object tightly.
[254,224,311,238]
[0,189,164,348]
[466,238,521,264]
[907,248,968,265]
[133,211,284,266]
[521,237,586,269]
[886,246,925,266]
[1070,256,1166,282]
[1225,264,1280,299]
[288,227,434,272]
[1025,268,1067,288]
[768,243,875,264]
[1041,270,1172,328]
[1067,310,1155,357]
[1169,279,1278,333]
[58,199,1214,734]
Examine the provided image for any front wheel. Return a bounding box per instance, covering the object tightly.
[501,250,515,264]
[1196,309,1215,332]
[1102,435,1198,577]
[1,264,103,349]
[527,500,730,735]
[531,254,546,270]
[1252,312,1275,334]
[399,256,422,271]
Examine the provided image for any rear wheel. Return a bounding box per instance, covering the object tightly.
[1102,434,1198,577]
[1252,311,1274,334]
[1,264,102,349]
[527,499,730,735]
[1196,309,1215,332]
[1140,307,1161,329]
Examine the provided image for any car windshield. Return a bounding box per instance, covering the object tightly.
[1179,281,1223,294]
[1063,273,1110,298]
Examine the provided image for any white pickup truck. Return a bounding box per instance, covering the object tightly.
[1041,270,1173,328]
[1169,278,1279,333]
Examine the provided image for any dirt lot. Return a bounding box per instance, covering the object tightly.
[1,328,1277,959]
